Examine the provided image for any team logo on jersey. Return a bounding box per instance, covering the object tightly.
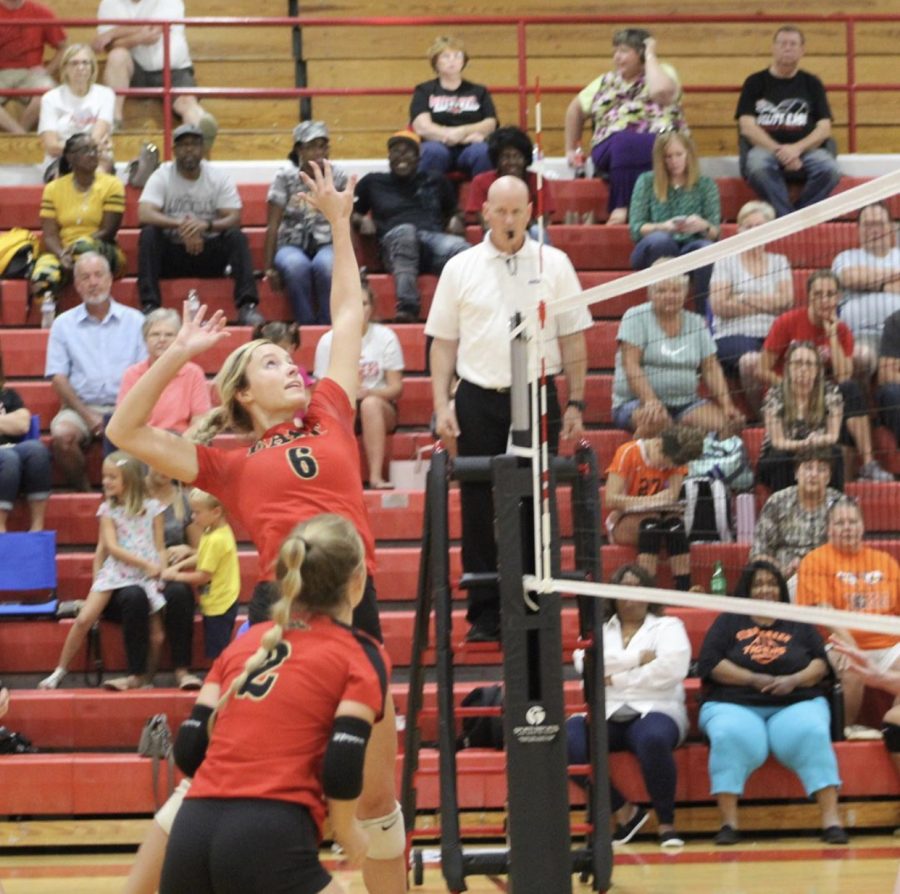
[248,423,324,455]
[237,640,291,700]
[287,445,320,480]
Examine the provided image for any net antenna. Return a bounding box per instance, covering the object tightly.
[523,164,900,602]
[509,77,554,602]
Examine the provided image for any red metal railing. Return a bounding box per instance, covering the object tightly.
[4,13,900,158]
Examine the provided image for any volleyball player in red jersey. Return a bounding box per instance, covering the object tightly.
[109,162,407,893]
[160,513,389,894]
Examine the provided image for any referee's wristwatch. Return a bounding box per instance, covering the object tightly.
[566,399,586,413]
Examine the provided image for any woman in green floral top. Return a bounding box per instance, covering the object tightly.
[629,131,721,316]
[564,28,685,225]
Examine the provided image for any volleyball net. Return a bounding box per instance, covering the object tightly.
[518,166,900,628]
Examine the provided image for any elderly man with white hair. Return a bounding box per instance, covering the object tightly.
[45,251,145,489]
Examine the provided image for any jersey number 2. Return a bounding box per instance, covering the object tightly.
[237,641,291,700]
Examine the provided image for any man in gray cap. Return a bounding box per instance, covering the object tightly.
[263,120,347,324]
[137,123,263,325]
[354,129,468,322]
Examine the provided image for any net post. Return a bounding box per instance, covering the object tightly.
[510,311,531,449]
[493,453,573,894]
[571,444,613,890]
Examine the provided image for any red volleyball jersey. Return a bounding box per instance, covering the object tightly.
[193,378,376,579]
[187,615,390,835]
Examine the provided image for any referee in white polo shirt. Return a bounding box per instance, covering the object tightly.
[425,176,591,642]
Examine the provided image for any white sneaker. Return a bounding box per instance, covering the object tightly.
[38,667,66,690]
[859,461,894,482]
[844,723,883,740]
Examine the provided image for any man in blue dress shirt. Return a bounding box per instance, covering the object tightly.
[44,251,145,489]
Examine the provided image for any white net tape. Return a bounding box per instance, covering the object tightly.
[524,574,900,637]
[518,166,900,636]
[551,168,900,318]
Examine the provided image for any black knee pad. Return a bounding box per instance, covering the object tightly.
[884,722,900,753]
[637,517,663,554]
[662,517,689,557]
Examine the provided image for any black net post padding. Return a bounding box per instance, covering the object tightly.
[493,454,574,894]
[571,442,613,891]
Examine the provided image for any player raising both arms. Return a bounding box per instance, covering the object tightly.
[108,162,407,894]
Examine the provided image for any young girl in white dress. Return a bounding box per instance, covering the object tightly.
[39,452,167,690]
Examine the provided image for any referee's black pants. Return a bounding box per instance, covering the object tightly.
[455,378,561,631]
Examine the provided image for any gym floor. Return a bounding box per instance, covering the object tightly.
[1,836,899,893]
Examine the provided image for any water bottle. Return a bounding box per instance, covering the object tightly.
[572,146,586,179]
[710,560,727,596]
[186,288,200,320]
[40,293,56,329]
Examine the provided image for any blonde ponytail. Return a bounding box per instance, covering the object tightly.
[188,406,229,446]
[208,514,363,734]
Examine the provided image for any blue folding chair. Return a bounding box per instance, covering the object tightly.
[0,531,57,617]
[12,413,40,443]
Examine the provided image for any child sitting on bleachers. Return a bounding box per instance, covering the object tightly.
[160,489,239,661]
[38,452,166,690]
[604,424,705,591]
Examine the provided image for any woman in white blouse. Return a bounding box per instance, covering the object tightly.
[568,563,691,848]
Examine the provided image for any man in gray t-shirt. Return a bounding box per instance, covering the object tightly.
[137,124,262,325]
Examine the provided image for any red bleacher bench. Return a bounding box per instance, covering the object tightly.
[0,738,892,817]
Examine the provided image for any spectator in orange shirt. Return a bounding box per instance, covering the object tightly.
[796,495,900,727]
[605,424,704,590]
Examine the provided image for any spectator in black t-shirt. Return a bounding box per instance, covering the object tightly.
[410,35,498,180]
[354,130,469,322]
[0,350,51,533]
[877,308,900,447]
[697,560,847,846]
[735,25,840,217]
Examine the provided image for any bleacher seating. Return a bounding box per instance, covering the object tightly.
[3,0,900,829]
[2,608,897,816]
